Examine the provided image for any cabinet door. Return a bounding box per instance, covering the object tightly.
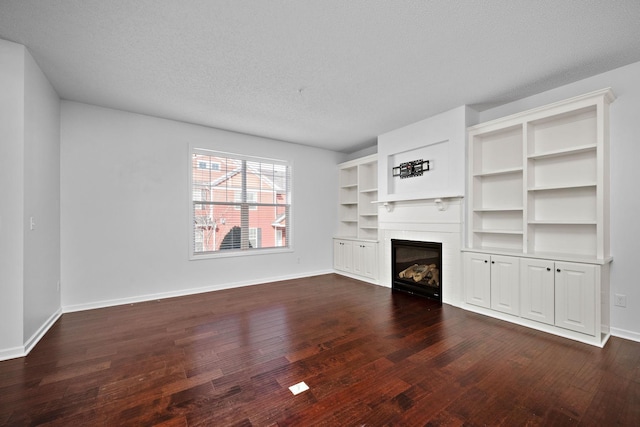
[464,252,491,308]
[520,258,555,325]
[333,240,353,273]
[353,242,378,279]
[490,255,520,316]
[555,262,596,335]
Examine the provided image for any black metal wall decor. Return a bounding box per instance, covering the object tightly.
[392,159,429,179]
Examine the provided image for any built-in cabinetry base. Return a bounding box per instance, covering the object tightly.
[334,238,378,283]
[464,89,614,347]
[335,154,379,283]
[463,250,610,347]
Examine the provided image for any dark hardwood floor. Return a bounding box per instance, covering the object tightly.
[1,274,639,426]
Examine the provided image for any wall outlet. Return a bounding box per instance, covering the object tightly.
[30,216,36,231]
[614,294,627,308]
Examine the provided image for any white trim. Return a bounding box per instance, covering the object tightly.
[189,144,292,259]
[0,308,62,362]
[611,327,640,343]
[62,270,332,314]
[24,308,62,355]
[0,346,25,362]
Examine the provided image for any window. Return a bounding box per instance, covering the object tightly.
[191,148,291,257]
[234,190,257,210]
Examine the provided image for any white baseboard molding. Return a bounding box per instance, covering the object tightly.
[610,327,640,343]
[24,308,62,355]
[0,345,25,362]
[62,269,334,313]
[0,308,62,362]
[333,270,380,286]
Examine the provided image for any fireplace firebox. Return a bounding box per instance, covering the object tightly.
[391,239,442,303]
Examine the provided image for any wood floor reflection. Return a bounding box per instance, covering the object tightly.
[1,274,638,425]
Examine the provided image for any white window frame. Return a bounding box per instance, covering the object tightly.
[189,146,292,259]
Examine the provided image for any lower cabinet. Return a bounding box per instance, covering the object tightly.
[463,253,519,316]
[334,239,353,272]
[464,251,607,346]
[334,238,378,281]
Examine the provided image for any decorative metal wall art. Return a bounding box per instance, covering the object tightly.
[392,159,429,179]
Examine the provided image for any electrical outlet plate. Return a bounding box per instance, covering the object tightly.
[614,294,627,308]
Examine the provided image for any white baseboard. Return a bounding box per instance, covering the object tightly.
[610,327,640,343]
[24,308,62,355]
[0,308,63,362]
[0,345,25,362]
[63,269,334,313]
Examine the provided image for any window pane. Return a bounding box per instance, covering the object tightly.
[192,150,290,256]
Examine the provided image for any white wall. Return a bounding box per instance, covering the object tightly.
[0,40,26,358]
[377,106,476,202]
[0,39,61,360]
[61,102,342,310]
[22,50,61,347]
[477,60,640,341]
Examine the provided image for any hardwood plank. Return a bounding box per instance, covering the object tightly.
[0,273,638,425]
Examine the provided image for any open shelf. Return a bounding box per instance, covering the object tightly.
[337,154,379,241]
[528,183,596,192]
[473,166,523,177]
[528,144,596,160]
[467,88,613,261]
[528,220,596,225]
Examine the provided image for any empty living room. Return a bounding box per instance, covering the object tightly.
[1,1,640,425]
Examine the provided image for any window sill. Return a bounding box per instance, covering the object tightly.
[190,247,293,260]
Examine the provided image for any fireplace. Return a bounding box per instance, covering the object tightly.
[391,239,442,303]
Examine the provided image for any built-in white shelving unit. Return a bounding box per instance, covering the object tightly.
[335,154,379,283]
[463,88,615,347]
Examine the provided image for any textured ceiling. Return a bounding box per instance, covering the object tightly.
[2,1,640,153]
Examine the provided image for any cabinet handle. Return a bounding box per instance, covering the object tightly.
[491,261,495,264]
[484,260,488,263]
[557,268,561,273]
[547,267,551,271]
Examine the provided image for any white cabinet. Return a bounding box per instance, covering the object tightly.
[334,238,378,282]
[464,89,613,347]
[520,258,555,325]
[352,241,378,280]
[334,239,353,272]
[335,154,379,283]
[465,251,607,346]
[464,252,519,316]
[554,261,596,336]
[490,255,520,316]
[521,259,596,335]
[464,252,491,308]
